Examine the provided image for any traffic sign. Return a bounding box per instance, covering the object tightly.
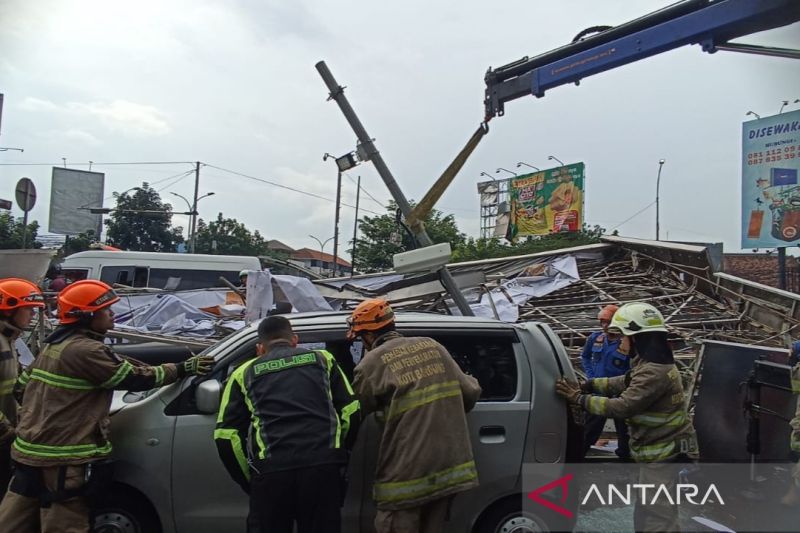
[0,199,11,210]
[15,177,36,212]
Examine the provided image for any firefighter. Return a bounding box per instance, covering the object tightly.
[215,315,360,533]
[0,278,45,502]
[349,299,482,533]
[580,304,631,459]
[556,302,697,532]
[0,279,214,532]
[781,342,800,506]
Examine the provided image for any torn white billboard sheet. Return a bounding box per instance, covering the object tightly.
[245,270,273,324]
[273,275,332,312]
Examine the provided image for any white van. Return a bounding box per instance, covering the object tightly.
[61,251,261,290]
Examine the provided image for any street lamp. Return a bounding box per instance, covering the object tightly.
[517,162,540,171]
[309,234,334,276]
[496,167,517,177]
[745,110,761,120]
[479,171,495,181]
[547,155,564,166]
[324,151,360,277]
[656,159,666,241]
[172,191,215,253]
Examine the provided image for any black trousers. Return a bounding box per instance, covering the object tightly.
[0,441,11,503]
[249,463,343,533]
[583,413,631,459]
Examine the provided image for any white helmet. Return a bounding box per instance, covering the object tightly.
[239,270,249,278]
[609,302,668,336]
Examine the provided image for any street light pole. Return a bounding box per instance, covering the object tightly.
[172,189,214,253]
[309,234,334,275]
[190,162,201,253]
[351,175,361,277]
[656,159,666,241]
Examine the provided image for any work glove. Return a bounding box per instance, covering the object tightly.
[555,378,582,405]
[179,355,215,377]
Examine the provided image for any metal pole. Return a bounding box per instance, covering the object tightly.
[190,161,200,253]
[21,210,29,249]
[656,159,665,241]
[333,170,342,277]
[778,247,787,290]
[315,61,473,316]
[351,175,361,277]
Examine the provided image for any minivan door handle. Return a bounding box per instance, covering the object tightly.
[479,425,506,444]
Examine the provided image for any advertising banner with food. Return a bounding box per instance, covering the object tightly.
[741,109,800,248]
[507,163,585,239]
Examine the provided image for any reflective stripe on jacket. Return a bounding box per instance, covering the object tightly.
[12,328,180,467]
[353,333,482,510]
[0,319,21,444]
[584,358,697,463]
[214,345,360,492]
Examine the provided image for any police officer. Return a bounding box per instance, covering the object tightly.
[580,304,631,459]
[215,315,360,533]
[557,302,697,532]
[0,279,214,532]
[0,278,45,502]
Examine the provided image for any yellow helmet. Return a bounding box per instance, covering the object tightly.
[609,302,667,336]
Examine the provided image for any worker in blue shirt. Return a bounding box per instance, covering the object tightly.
[580,304,631,459]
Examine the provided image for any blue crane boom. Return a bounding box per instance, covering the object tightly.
[484,0,800,119]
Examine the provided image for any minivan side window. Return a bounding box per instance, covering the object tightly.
[428,334,518,402]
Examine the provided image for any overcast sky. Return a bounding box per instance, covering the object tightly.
[1,0,798,255]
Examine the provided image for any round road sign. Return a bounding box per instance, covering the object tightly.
[15,178,36,212]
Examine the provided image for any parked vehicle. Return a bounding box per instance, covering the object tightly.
[60,250,261,290]
[98,312,582,533]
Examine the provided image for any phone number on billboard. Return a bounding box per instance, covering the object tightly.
[747,145,799,165]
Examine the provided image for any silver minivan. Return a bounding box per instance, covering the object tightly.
[97,312,581,533]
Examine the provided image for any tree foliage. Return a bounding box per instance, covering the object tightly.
[105,183,184,252]
[0,212,42,249]
[452,224,607,262]
[353,202,466,273]
[195,213,268,256]
[61,230,97,257]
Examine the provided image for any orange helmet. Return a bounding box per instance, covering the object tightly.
[57,280,119,325]
[0,278,45,312]
[597,304,619,322]
[347,299,395,340]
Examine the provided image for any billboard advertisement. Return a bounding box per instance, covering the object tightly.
[742,109,800,248]
[49,167,105,236]
[507,163,585,239]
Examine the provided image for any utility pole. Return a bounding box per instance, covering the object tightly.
[778,247,787,290]
[333,169,342,277]
[316,61,474,316]
[190,161,200,253]
[656,159,665,241]
[351,175,361,277]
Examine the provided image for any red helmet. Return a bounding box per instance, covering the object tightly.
[57,280,119,325]
[346,299,395,340]
[597,304,619,322]
[0,278,45,312]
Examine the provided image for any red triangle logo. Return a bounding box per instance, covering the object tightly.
[527,473,574,519]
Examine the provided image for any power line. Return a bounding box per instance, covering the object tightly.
[611,201,656,231]
[203,163,382,215]
[0,161,195,166]
[342,171,385,208]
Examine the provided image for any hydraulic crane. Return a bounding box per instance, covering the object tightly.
[484,0,800,119]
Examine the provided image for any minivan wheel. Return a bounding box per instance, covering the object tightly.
[91,486,161,533]
[474,498,550,533]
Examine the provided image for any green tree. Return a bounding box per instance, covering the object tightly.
[353,202,466,273]
[194,213,268,256]
[61,230,97,257]
[105,183,184,252]
[0,212,42,249]
[452,224,607,262]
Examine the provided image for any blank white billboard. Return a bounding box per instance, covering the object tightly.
[49,168,105,236]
